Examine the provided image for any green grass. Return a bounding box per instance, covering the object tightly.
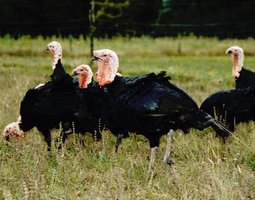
[1,36,255,199]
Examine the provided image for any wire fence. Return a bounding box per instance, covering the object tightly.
[0,1,255,38]
[94,19,255,38]
[1,20,255,38]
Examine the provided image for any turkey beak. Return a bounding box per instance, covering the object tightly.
[226,49,232,54]
[92,56,101,61]
[72,71,79,76]
[4,135,10,142]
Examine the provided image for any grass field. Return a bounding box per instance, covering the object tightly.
[1,36,255,199]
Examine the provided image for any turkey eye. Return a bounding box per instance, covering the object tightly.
[103,55,107,57]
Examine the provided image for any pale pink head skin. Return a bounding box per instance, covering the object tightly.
[225,46,244,78]
[46,41,62,70]
[2,121,27,140]
[72,64,93,89]
[93,49,119,86]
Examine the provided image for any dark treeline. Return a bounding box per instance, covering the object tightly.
[0,0,254,38]
[0,0,90,37]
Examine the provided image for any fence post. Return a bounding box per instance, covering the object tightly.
[89,0,95,63]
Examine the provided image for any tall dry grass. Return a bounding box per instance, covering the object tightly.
[0,36,255,199]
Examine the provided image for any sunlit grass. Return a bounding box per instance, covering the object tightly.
[0,36,255,199]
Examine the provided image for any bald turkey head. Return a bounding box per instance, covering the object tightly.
[226,46,244,78]
[2,121,27,141]
[92,49,119,86]
[46,41,63,70]
[72,64,93,89]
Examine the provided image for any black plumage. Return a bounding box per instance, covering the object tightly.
[236,68,255,89]
[64,80,105,143]
[101,72,232,148]
[19,60,80,150]
[19,60,105,150]
[200,46,255,132]
[200,88,255,133]
[91,48,234,175]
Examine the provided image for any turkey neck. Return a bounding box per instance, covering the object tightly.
[232,53,243,78]
[52,54,62,70]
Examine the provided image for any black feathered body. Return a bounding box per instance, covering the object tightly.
[200,67,255,134]
[19,60,105,149]
[72,80,106,139]
[19,60,80,138]
[102,72,231,147]
[200,88,255,132]
[20,81,79,133]
[236,68,255,89]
